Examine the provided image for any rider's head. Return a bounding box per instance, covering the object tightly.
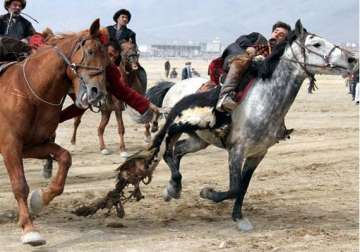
[113,9,131,28]
[107,40,121,64]
[4,0,25,15]
[269,21,291,46]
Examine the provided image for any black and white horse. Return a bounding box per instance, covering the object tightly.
[126,20,357,230]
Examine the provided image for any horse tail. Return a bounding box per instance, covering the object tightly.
[145,81,175,107]
[121,87,219,175]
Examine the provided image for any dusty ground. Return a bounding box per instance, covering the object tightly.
[0,58,358,252]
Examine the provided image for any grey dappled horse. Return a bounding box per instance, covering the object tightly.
[133,20,356,231]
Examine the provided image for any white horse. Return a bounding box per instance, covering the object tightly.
[126,20,356,231]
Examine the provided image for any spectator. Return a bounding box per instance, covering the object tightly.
[181,61,192,80]
[170,67,178,79]
[164,60,170,78]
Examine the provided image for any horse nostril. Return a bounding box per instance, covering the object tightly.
[90,86,98,96]
[348,57,357,64]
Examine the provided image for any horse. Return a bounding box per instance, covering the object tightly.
[125,20,356,231]
[70,40,146,157]
[0,19,109,246]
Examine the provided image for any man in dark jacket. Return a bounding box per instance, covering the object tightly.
[106,9,147,92]
[164,60,170,78]
[0,0,35,41]
[181,61,192,80]
[216,21,291,112]
[107,8,136,46]
[0,0,34,61]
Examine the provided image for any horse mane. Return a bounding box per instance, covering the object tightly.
[257,29,301,80]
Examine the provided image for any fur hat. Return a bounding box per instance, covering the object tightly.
[4,0,26,10]
[113,9,131,23]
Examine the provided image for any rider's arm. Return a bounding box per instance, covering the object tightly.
[106,64,150,114]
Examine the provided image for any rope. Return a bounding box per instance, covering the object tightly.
[22,56,65,106]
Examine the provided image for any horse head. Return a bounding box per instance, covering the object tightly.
[285,20,357,77]
[66,19,110,109]
[120,39,139,71]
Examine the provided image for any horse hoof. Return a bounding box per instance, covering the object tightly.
[236,217,253,232]
[199,187,214,199]
[101,149,111,155]
[42,169,52,179]
[162,187,172,202]
[42,166,52,179]
[144,136,152,143]
[120,151,130,158]
[29,189,44,215]
[163,183,180,201]
[21,231,46,246]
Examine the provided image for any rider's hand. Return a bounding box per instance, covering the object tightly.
[246,47,256,58]
[148,103,160,115]
[253,55,265,62]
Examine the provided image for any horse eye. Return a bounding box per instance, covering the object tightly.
[313,43,321,48]
[87,49,94,55]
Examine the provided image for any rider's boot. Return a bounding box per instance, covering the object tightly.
[216,47,256,112]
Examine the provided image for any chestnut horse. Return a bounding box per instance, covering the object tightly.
[70,40,146,157]
[0,19,109,246]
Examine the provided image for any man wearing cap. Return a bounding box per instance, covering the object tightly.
[107,8,136,46]
[0,0,35,41]
[107,8,147,97]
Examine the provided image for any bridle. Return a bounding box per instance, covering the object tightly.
[22,36,105,106]
[120,45,139,72]
[284,32,343,85]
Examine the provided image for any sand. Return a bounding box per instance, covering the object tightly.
[0,58,358,251]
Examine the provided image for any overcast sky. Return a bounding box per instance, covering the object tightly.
[21,0,359,45]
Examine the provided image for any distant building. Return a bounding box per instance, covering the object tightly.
[141,38,222,58]
[151,44,201,57]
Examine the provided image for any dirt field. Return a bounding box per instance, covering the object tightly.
[0,58,358,251]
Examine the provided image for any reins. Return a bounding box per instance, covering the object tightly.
[22,36,104,106]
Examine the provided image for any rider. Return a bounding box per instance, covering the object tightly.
[107,8,136,45]
[215,21,291,112]
[0,0,35,60]
[0,0,35,41]
[106,9,147,88]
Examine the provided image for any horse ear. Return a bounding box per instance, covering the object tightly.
[294,19,304,38]
[90,18,100,38]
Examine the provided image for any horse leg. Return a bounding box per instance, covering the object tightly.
[150,112,160,133]
[98,111,111,155]
[115,109,128,158]
[2,140,46,245]
[42,134,55,179]
[162,132,182,200]
[23,143,71,215]
[163,134,209,201]
[71,115,82,145]
[200,145,244,203]
[233,153,266,231]
[144,122,152,143]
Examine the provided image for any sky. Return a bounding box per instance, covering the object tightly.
[21,0,359,46]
